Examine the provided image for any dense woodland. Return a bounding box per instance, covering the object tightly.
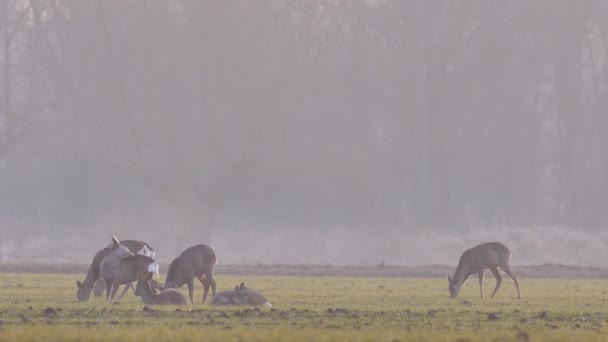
[1,1,608,263]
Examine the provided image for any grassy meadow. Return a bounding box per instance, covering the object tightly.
[1,273,608,341]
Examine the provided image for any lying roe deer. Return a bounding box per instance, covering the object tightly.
[448,242,521,299]
[211,282,272,307]
[77,236,150,301]
[165,244,217,304]
[101,254,159,303]
[134,272,187,305]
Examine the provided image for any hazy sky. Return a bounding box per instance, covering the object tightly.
[1,1,607,265]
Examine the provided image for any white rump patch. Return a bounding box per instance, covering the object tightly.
[264,302,272,308]
[138,245,154,258]
[148,263,159,275]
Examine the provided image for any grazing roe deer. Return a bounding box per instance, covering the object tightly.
[101,254,159,303]
[77,238,155,301]
[448,242,521,299]
[76,235,133,302]
[165,244,217,304]
[93,240,157,297]
[134,272,187,305]
[211,282,272,307]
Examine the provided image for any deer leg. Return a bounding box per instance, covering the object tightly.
[501,266,521,299]
[478,271,485,298]
[203,268,217,297]
[490,267,502,298]
[198,276,211,304]
[186,278,195,304]
[115,283,131,302]
[93,278,106,297]
[110,284,121,303]
[105,282,112,301]
[210,277,216,297]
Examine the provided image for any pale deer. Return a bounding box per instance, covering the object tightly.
[77,236,133,301]
[101,254,159,303]
[165,244,217,304]
[77,238,155,302]
[210,282,272,307]
[134,272,188,305]
[93,238,157,298]
[447,242,521,299]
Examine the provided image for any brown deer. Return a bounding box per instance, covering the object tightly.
[101,254,159,303]
[448,242,521,299]
[164,244,217,304]
[211,282,272,307]
[134,272,188,305]
[76,237,155,302]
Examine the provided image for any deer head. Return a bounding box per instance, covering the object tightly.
[76,280,92,302]
[447,274,462,298]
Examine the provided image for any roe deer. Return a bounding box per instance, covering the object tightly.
[77,238,155,301]
[210,282,272,307]
[134,272,187,305]
[101,254,159,303]
[165,244,217,304]
[448,242,521,299]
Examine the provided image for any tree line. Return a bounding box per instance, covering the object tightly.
[1,1,607,250]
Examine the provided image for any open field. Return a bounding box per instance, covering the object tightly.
[3,262,607,279]
[1,273,608,341]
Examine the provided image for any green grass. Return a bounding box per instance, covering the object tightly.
[1,273,608,341]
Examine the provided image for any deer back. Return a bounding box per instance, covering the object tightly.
[152,289,188,305]
[135,272,187,305]
[107,240,156,258]
[115,255,157,284]
[180,245,216,273]
[210,290,245,305]
[211,283,271,307]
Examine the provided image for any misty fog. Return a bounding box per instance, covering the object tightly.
[1,1,608,266]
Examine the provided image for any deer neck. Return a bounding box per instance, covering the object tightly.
[82,261,102,288]
[139,285,157,304]
[453,263,472,284]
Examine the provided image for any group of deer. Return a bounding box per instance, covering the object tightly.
[76,237,519,306]
[76,236,271,306]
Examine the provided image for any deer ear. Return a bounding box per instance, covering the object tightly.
[240,282,245,290]
[447,275,452,282]
[111,235,120,246]
[76,280,82,289]
[235,285,240,291]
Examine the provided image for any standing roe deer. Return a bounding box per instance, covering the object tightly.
[134,272,187,305]
[93,240,157,297]
[101,254,159,303]
[210,282,272,307]
[164,244,217,304]
[76,235,135,302]
[77,238,156,301]
[448,242,521,299]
